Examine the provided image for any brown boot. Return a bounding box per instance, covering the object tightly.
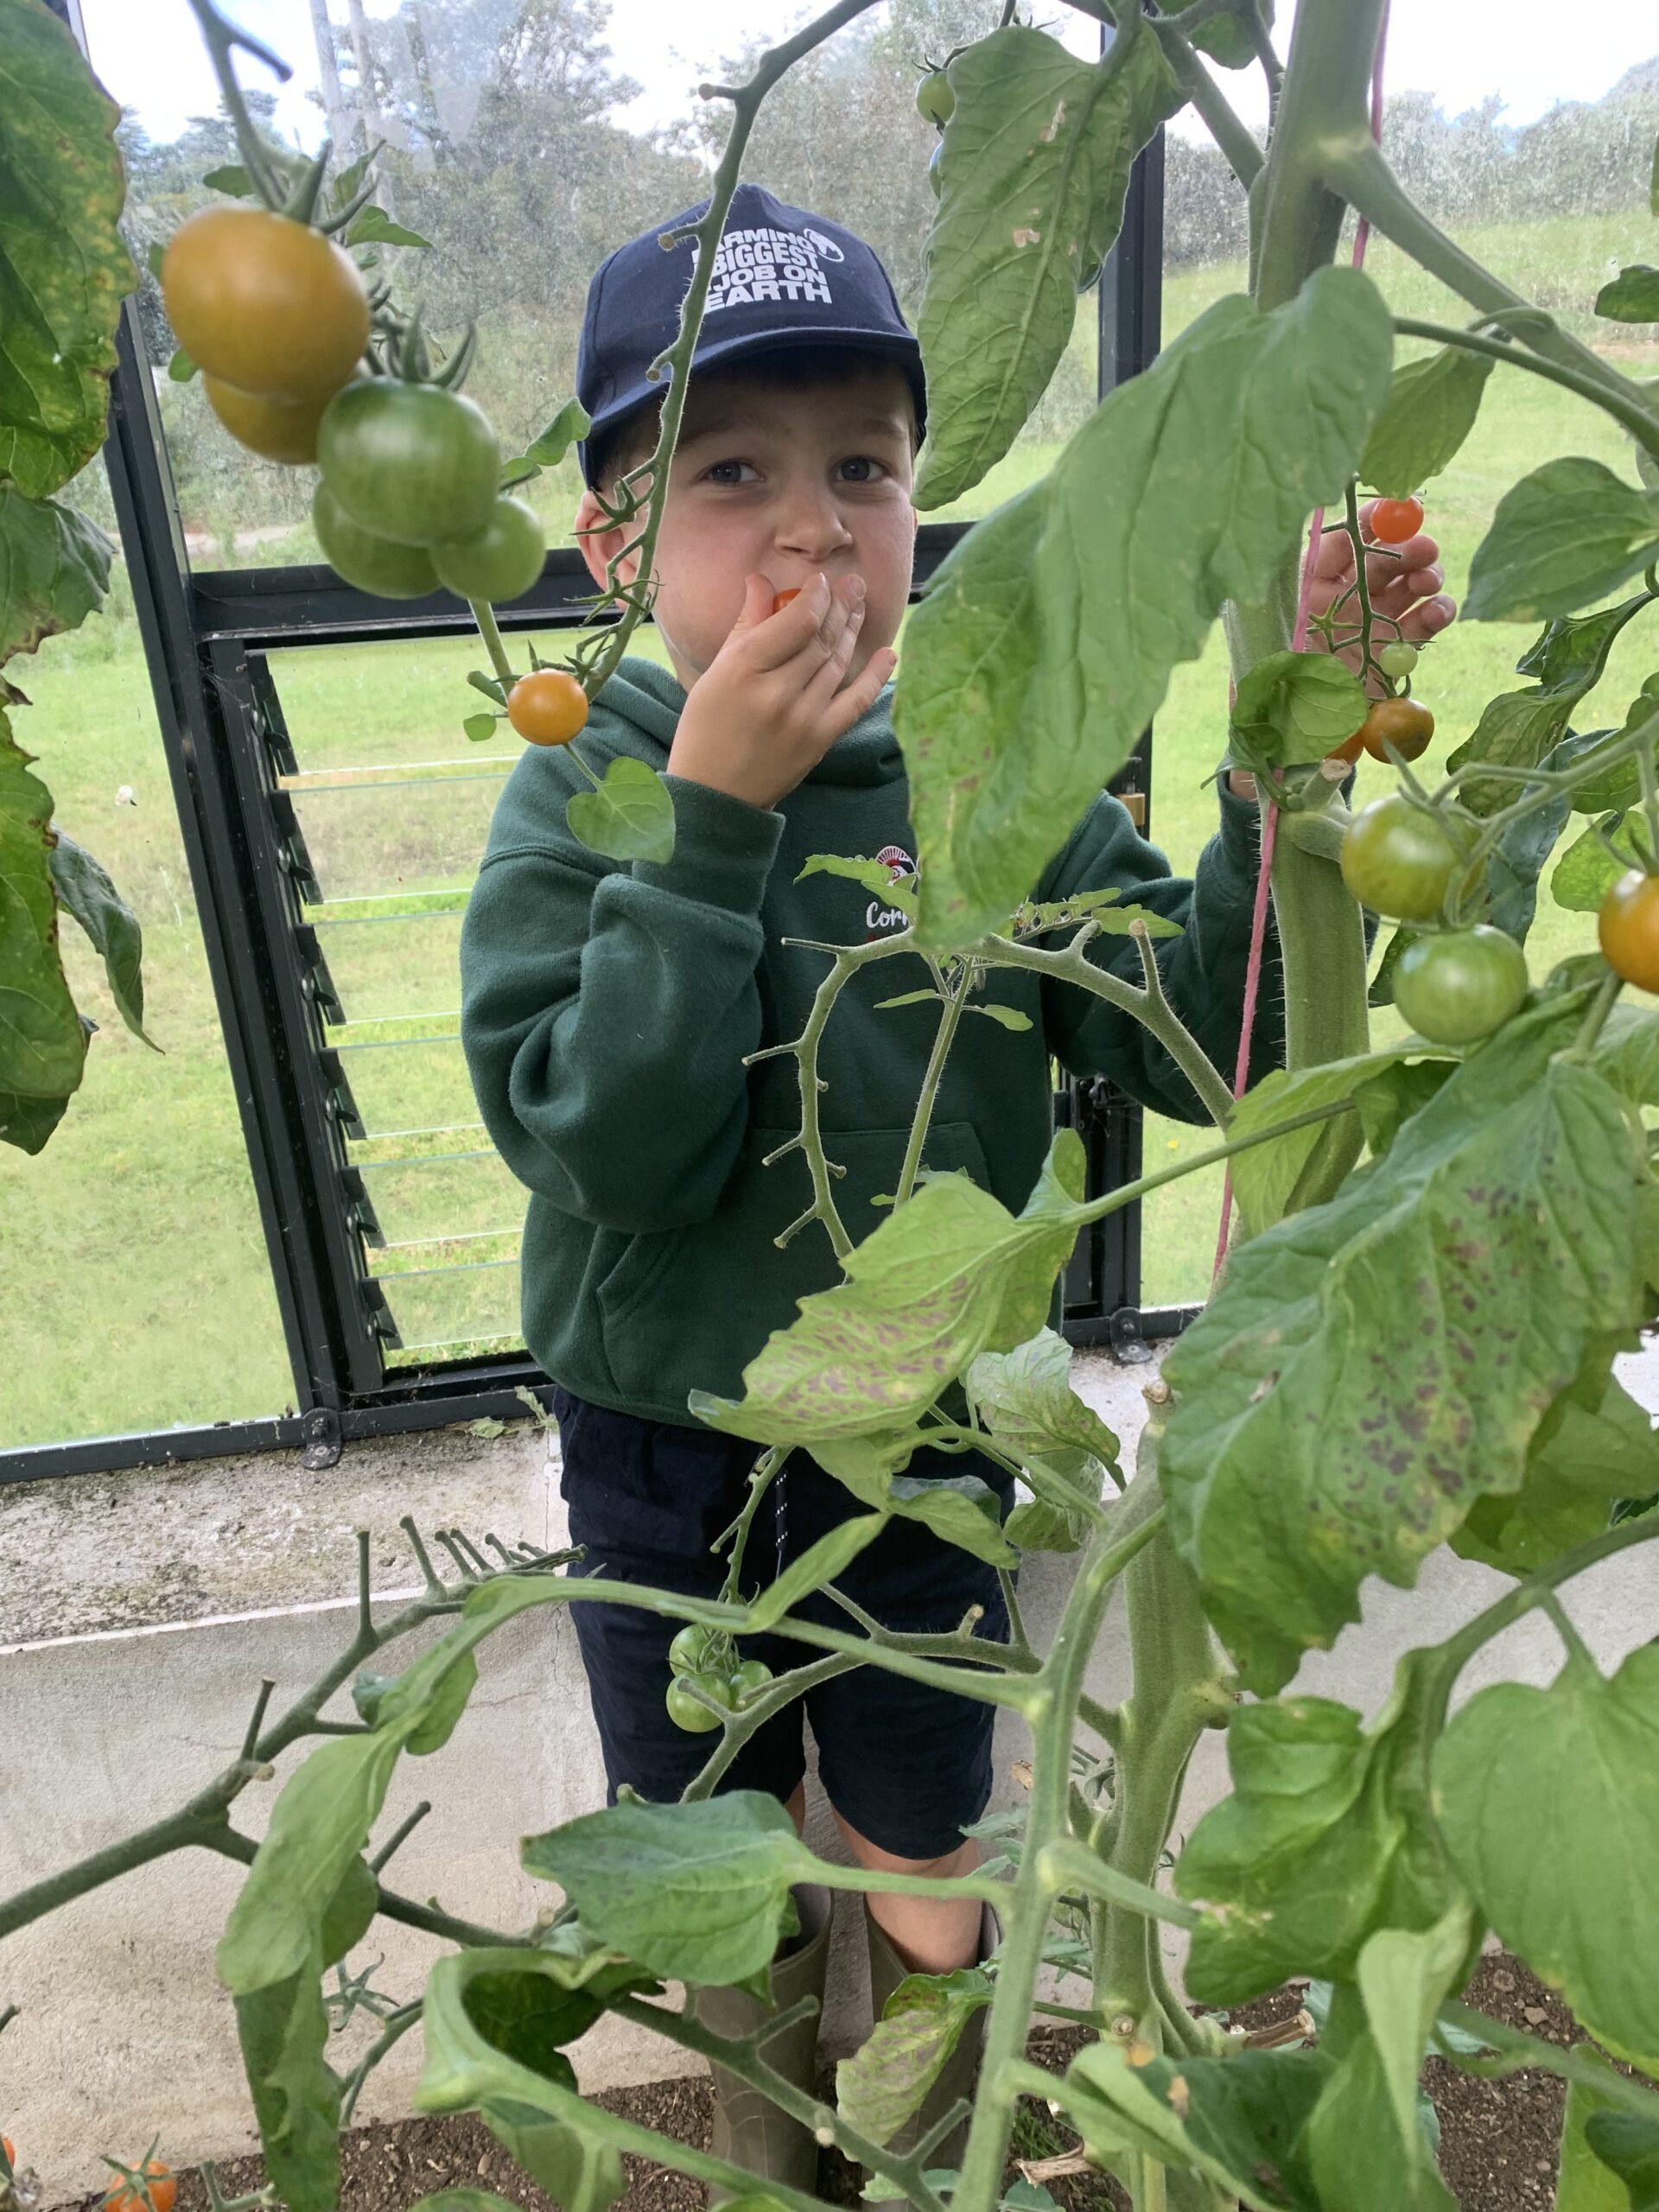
[861,1899,999,2210]
[695,1885,833,2202]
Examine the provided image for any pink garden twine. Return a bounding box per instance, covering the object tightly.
[1211,4,1391,1282]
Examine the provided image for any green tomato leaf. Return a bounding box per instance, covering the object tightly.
[520,1793,810,1987]
[1188,0,1274,68]
[837,1967,993,2147]
[1451,1342,1659,1577]
[1355,1904,1476,2175]
[1230,650,1369,774]
[1465,459,1659,625]
[1303,2018,1459,2212]
[1585,2111,1659,2212]
[1446,594,1651,817]
[1551,812,1645,915]
[0,713,84,1100]
[200,162,257,196]
[966,1325,1121,1475]
[523,397,591,469]
[1161,1000,1643,1693]
[566,756,676,866]
[804,1430,1016,1566]
[1557,2059,1636,2212]
[233,1950,343,2212]
[898,269,1391,953]
[1224,1045,1443,1239]
[1595,266,1659,323]
[1433,1643,1659,2072]
[798,850,917,914]
[0,1080,68,1153]
[1175,1653,1459,2005]
[0,0,136,499]
[741,1511,888,1633]
[969,1001,1031,1031]
[1055,2038,1308,2212]
[0,483,113,665]
[688,1130,1084,1450]
[463,712,499,742]
[913,22,1182,510]
[48,831,154,1045]
[167,346,197,383]
[1567,678,1659,816]
[1360,345,1493,498]
[318,1853,378,1968]
[343,206,431,250]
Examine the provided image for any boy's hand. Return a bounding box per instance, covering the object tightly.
[1307,499,1457,693]
[667,572,897,812]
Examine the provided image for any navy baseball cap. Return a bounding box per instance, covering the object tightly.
[576,182,926,486]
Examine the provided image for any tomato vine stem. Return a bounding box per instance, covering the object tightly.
[1393,315,1659,460]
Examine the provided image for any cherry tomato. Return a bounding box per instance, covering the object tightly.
[1394,926,1529,1046]
[105,2162,176,2212]
[1339,793,1462,923]
[1326,729,1365,765]
[1359,696,1435,762]
[668,1624,717,1679]
[507,668,590,747]
[318,380,500,548]
[665,1671,734,1734]
[1376,640,1421,680]
[916,71,956,125]
[927,142,943,200]
[2,2139,13,2169]
[730,1659,774,1705]
[202,375,334,466]
[1369,495,1425,545]
[1598,869,1659,992]
[313,485,439,600]
[772,587,802,613]
[162,207,367,404]
[431,496,546,604]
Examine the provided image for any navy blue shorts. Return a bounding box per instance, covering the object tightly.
[552,1386,1012,1860]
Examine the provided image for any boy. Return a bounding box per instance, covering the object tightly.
[460,183,1453,2190]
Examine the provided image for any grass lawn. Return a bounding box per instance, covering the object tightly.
[5,210,1658,1448]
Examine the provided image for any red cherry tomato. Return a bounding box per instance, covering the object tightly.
[1369,496,1425,545]
[772,588,802,613]
[105,2162,176,2212]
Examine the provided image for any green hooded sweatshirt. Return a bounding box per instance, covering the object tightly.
[460,656,1281,1425]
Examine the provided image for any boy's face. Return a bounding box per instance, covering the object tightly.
[575,359,918,691]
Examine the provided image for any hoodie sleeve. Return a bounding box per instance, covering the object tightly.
[461,769,783,1235]
[1039,781,1285,1124]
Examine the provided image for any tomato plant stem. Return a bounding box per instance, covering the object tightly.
[469,600,516,687]
[894,962,976,1206]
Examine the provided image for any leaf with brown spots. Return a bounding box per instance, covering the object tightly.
[1161,996,1643,1693]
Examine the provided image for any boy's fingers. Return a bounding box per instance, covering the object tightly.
[747,572,831,668]
[820,647,896,740]
[806,601,867,705]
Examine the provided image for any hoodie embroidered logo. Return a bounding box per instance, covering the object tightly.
[866,844,917,939]
[706,225,836,313]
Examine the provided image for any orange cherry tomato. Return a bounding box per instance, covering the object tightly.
[772,588,802,613]
[1369,495,1425,545]
[3,2137,13,2166]
[1358,696,1435,762]
[105,2160,176,2212]
[1327,729,1365,765]
[506,668,589,747]
[1598,869,1659,993]
[202,374,333,465]
[162,207,368,404]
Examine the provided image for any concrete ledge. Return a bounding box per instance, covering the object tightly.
[4,1346,1657,2196]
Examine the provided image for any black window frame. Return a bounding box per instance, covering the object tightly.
[2,115,1196,1490]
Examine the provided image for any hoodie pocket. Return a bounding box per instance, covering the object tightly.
[598,1117,991,1414]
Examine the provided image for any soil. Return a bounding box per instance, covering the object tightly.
[52,1954,1642,2212]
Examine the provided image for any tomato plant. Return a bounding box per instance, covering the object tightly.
[162,207,367,404]
[1392,925,1530,1044]
[1339,791,1461,920]
[103,2158,175,2212]
[317,380,500,548]
[1368,493,1424,543]
[507,668,590,746]
[916,72,956,126]
[1598,869,1659,992]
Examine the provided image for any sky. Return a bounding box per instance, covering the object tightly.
[85,0,1659,151]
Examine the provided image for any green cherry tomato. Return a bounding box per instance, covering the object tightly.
[1376,640,1421,680]
[916,71,956,126]
[665,1670,734,1733]
[729,1659,774,1706]
[312,484,439,599]
[668,1624,715,1680]
[1339,792,1463,923]
[430,494,546,604]
[1393,925,1529,1046]
[317,379,500,548]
